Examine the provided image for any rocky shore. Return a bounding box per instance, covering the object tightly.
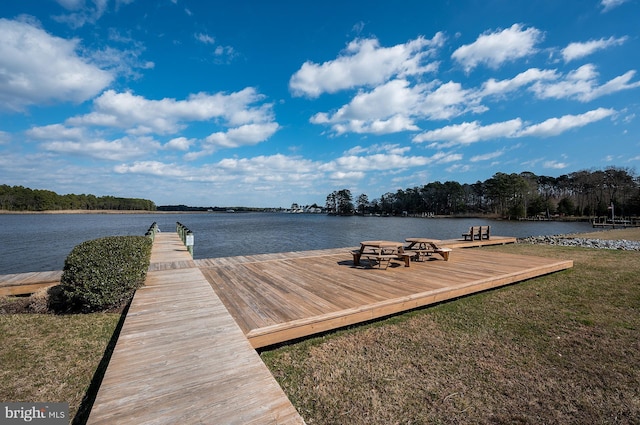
[518,235,640,251]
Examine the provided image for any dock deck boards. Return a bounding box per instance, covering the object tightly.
[196,237,571,348]
[0,270,62,296]
[87,233,305,425]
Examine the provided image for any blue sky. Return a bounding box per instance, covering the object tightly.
[1,0,639,208]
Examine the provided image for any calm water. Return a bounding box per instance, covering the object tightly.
[0,213,593,274]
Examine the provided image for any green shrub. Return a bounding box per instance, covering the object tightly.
[58,236,152,313]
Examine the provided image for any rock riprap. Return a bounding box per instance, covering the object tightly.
[518,235,640,251]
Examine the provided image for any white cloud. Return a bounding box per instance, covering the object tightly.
[0,131,11,145]
[452,24,543,72]
[165,137,193,151]
[0,18,113,111]
[25,123,86,140]
[55,0,84,10]
[289,34,444,97]
[531,64,640,102]
[320,145,456,175]
[53,0,110,28]
[518,108,615,137]
[42,135,161,161]
[204,122,280,148]
[413,119,523,146]
[195,33,215,44]
[480,68,559,97]
[89,44,155,80]
[414,108,616,147]
[600,0,629,12]
[67,88,276,135]
[310,78,486,136]
[543,160,568,169]
[114,160,188,177]
[561,36,627,62]
[414,81,486,120]
[530,64,640,102]
[470,150,504,162]
[26,123,162,161]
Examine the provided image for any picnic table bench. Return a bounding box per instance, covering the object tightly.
[352,241,406,269]
[404,238,452,261]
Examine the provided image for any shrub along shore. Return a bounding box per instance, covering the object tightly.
[1,228,639,423]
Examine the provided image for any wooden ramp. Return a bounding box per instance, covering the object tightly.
[196,241,572,349]
[87,233,305,425]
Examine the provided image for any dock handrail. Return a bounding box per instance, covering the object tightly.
[176,222,194,256]
[145,222,159,240]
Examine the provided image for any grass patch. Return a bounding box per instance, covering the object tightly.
[0,313,119,422]
[262,235,640,424]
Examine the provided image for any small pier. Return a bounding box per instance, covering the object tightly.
[86,232,304,424]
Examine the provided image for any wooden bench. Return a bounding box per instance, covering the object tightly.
[399,252,416,266]
[408,247,452,262]
[360,253,399,269]
[352,247,414,269]
[435,247,452,261]
[351,250,362,265]
[462,226,479,241]
[462,226,490,241]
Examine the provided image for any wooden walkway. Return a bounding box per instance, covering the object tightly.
[196,237,571,349]
[87,233,305,424]
[0,270,62,296]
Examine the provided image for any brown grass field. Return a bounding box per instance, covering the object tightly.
[1,227,639,424]
[261,228,640,424]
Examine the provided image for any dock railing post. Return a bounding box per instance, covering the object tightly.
[185,230,194,256]
[176,222,194,257]
[145,222,159,241]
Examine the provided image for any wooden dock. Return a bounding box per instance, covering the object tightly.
[0,270,62,296]
[196,235,571,349]
[86,232,305,424]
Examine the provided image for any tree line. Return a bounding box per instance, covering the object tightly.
[325,167,640,218]
[0,185,156,211]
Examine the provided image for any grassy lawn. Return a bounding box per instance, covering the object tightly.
[1,228,638,424]
[261,231,640,424]
[0,312,120,423]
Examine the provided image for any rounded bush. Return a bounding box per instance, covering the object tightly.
[59,236,152,313]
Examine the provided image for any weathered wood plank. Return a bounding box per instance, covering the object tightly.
[198,245,572,349]
[87,233,304,425]
[0,271,63,295]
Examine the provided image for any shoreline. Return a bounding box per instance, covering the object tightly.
[0,209,202,215]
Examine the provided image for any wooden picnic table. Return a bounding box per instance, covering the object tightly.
[404,237,452,261]
[352,240,405,268]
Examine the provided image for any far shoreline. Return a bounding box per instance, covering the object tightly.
[0,209,207,215]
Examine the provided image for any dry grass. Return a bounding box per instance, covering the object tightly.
[262,229,640,424]
[563,227,640,241]
[0,312,119,422]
